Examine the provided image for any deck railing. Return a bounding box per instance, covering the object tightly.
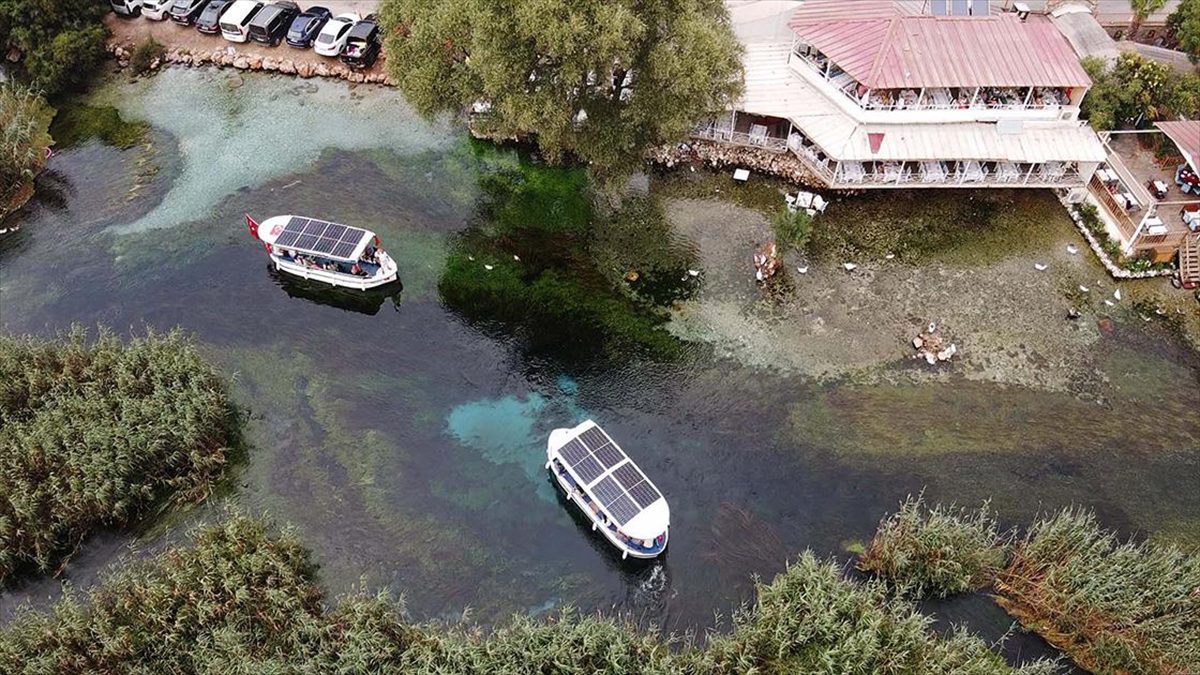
[691,125,788,153]
[1089,173,1140,241]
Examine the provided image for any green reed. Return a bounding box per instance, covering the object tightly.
[857,492,1010,598]
[0,515,1056,674]
[0,325,233,582]
[997,507,1200,675]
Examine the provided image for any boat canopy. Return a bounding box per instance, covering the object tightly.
[552,421,670,541]
[258,215,376,262]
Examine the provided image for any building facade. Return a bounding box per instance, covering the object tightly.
[704,0,1108,190]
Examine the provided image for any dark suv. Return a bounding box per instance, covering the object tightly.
[169,0,210,24]
[339,18,381,69]
[247,1,300,46]
[285,5,331,48]
[194,0,229,33]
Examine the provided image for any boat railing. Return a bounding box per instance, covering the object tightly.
[551,458,666,555]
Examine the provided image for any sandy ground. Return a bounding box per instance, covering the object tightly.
[104,8,385,78]
[664,198,1193,393]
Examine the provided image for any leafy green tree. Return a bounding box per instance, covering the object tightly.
[379,0,744,182]
[1080,53,1198,130]
[0,0,108,96]
[1127,0,1167,37]
[1168,0,1200,64]
[0,82,53,218]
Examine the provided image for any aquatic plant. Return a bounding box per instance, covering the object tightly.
[995,507,1200,674]
[439,161,685,359]
[770,207,812,253]
[0,515,1056,674]
[0,83,54,218]
[48,103,150,150]
[0,326,232,581]
[129,38,165,76]
[857,493,1009,598]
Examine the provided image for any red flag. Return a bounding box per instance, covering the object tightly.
[245,213,259,239]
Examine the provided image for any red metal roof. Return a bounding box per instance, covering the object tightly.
[1155,121,1200,171]
[789,5,1092,90]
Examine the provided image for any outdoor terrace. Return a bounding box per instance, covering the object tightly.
[789,43,1079,117]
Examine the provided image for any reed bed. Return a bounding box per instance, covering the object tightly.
[857,493,1010,598]
[0,516,1057,674]
[0,326,232,581]
[995,507,1200,675]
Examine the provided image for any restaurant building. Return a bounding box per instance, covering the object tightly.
[702,0,1108,190]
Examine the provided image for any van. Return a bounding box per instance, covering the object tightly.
[247,1,300,46]
[219,0,263,42]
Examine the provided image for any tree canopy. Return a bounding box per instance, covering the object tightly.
[1080,53,1200,130]
[379,0,744,182]
[0,0,108,96]
[1168,0,1200,64]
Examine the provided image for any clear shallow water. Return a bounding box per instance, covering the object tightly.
[1,70,1198,666]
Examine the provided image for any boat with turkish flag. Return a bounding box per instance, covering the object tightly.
[246,214,398,290]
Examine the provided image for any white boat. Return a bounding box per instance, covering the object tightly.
[546,420,669,559]
[247,214,397,290]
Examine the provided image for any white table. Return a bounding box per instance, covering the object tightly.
[733,168,750,182]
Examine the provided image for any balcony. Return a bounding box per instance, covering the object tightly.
[788,46,1079,124]
[831,160,1083,189]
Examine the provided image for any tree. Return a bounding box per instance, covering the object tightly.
[1168,0,1200,64]
[0,83,53,219]
[1080,53,1199,129]
[1127,0,1167,37]
[0,0,108,96]
[379,0,744,183]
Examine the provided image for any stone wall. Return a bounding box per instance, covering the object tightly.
[646,139,827,189]
[106,42,393,85]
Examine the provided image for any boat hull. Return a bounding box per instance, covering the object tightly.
[272,255,397,291]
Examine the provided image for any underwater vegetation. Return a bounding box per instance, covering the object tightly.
[860,496,1200,674]
[0,514,1057,674]
[48,103,149,151]
[438,157,697,360]
[0,326,233,582]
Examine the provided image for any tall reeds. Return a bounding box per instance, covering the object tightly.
[996,508,1200,674]
[857,493,1009,598]
[0,515,1055,674]
[0,326,232,581]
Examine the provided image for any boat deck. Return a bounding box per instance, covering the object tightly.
[552,459,666,557]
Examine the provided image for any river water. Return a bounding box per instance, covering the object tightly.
[1,70,1197,664]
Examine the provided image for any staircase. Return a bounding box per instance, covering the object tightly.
[1181,234,1200,289]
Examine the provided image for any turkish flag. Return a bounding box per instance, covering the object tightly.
[245,213,259,239]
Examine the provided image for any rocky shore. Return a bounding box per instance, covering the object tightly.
[106,41,393,86]
[646,140,824,188]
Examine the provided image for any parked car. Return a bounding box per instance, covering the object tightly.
[313,12,358,57]
[219,0,263,42]
[194,0,230,33]
[141,0,175,20]
[339,18,380,69]
[110,0,142,17]
[285,5,331,48]
[248,1,300,46]
[169,0,211,25]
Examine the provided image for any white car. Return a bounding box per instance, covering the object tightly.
[313,12,359,57]
[110,0,141,16]
[220,0,263,42]
[140,0,174,19]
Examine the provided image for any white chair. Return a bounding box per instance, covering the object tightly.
[748,124,769,145]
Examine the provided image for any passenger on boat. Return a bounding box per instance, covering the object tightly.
[350,262,364,276]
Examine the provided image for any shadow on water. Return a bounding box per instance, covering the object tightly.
[0,71,1197,671]
[267,265,403,316]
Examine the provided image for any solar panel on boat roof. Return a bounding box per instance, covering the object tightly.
[275,230,301,247]
[606,494,640,524]
[573,455,605,484]
[592,476,624,506]
[629,481,661,509]
[296,234,319,250]
[331,242,357,259]
[560,438,590,466]
[579,426,612,451]
[612,462,643,490]
[303,220,326,235]
[592,443,625,469]
[275,217,368,258]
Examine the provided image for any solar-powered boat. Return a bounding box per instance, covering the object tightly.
[246,214,398,291]
[546,420,669,559]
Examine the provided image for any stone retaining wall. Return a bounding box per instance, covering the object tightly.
[646,139,827,188]
[1063,200,1175,280]
[106,42,393,85]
